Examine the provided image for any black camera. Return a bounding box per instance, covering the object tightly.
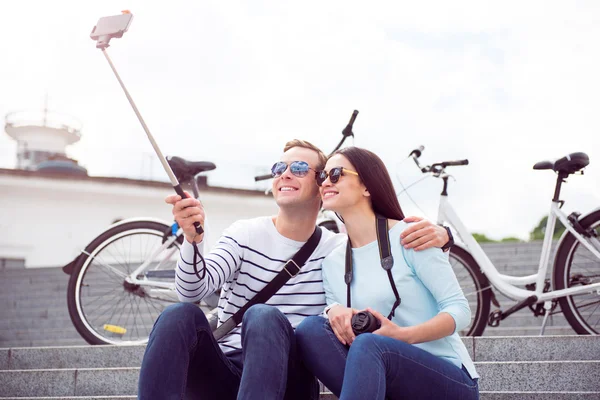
[351,311,381,336]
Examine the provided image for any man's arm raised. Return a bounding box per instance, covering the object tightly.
[166,192,241,302]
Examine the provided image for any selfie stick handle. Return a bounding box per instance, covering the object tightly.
[100,48,203,235]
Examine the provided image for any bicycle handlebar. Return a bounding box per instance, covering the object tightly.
[409,145,425,159]
[409,146,469,175]
[329,109,359,157]
[434,159,469,168]
[255,173,273,182]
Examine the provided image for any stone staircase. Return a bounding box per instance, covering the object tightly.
[1,336,599,399]
[1,241,598,398]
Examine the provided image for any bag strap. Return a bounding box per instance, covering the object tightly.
[213,226,322,340]
[345,215,401,320]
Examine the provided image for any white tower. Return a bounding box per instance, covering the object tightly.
[4,107,82,170]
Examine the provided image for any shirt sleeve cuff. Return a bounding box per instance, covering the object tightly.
[322,302,341,318]
[180,239,204,266]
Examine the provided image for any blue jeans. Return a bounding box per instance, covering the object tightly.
[296,316,479,400]
[138,303,318,400]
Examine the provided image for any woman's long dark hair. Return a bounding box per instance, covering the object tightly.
[334,147,405,221]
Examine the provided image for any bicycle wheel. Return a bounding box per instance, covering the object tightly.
[449,246,491,336]
[553,210,600,334]
[67,220,186,345]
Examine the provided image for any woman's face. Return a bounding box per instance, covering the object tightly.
[319,154,368,213]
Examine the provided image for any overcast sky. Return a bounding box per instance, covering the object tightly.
[1,1,599,240]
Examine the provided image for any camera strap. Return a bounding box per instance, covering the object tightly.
[345,215,401,320]
[213,226,322,340]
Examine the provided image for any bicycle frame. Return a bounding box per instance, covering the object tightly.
[125,229,181,290]
[438,192,600,302]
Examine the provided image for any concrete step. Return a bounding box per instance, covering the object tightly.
[1,361,597,397]
[2,336,597,371]
[1,395,600,400]
[0,368,139,397]
[0,346,144,370]
[0,398,137,400]
[0,338,86,350]
[478,393,600,400]
[2,305,72,317]
[483,326,576,336]
[0,317,82,330]
[472,336,600,362]
[477,360,600,392]
[1,328,91,342]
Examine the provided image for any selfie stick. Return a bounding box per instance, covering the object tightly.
[91,11,202,235]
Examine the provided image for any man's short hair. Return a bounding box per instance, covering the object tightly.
[283,139,327,171]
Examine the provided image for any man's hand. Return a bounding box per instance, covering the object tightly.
[401,216,449,251]
[165,192,205,244]
[327,305,358,346]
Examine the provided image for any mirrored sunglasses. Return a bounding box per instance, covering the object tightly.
[271,161,316,178]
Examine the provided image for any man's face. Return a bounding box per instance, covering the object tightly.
[272,146,321,210]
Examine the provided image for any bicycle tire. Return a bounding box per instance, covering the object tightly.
[449,246,491,336]
[67,220,185,345]
[553,209,600,334]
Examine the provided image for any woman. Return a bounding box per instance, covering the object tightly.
[296,147,479,399]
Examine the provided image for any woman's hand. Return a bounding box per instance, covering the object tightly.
[327,305,358,345]
[367,308,410,343]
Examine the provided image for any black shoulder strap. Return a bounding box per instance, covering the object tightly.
[376,217,401,319]
[344,238,353,308]
[345,216,401,320]
[213,227,323,340]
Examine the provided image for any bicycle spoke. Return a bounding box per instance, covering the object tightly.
[586,301,600,328]
[572,299,600,310]
[132,295,144,339]
[81,286,123,308]
[88,291,129,329]
[109,238,132,274]
[83,252,127,281]
[143,294,164,322]
[95,247,131,279]
[143,296,162,334]
[94,291,129,327]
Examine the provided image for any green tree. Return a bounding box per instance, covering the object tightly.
[472,233,496,243]
[530,215,565,241]
[500,237,522,243]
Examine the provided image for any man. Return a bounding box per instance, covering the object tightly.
[138,140,450,400]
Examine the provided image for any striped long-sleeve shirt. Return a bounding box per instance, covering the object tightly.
[176,216,343,354]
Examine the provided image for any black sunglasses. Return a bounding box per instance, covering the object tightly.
[271,161,317,178]
[316,167,359,186]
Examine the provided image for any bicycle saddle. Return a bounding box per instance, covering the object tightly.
[533,152,589,175]
[167,156,216,183]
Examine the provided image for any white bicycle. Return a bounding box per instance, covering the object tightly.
[406,147,600,336]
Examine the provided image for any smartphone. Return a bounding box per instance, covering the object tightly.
[90,12,134,45]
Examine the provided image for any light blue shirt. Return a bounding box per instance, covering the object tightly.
[322,221,479,379]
